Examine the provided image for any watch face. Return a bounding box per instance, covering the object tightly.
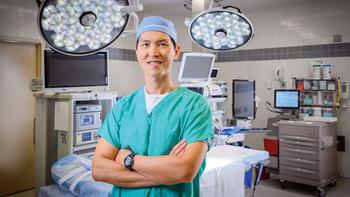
[125,157,132,166]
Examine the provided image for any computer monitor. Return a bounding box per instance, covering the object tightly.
[43,49,109,92]
[178,53,215,83]
[232,80,255,119]
[274,89,300,109]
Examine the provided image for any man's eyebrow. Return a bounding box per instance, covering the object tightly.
[158,39,171,43]
[139,39,170,43]
[139,40,150,43]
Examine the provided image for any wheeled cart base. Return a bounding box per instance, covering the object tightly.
[279,175,337,197]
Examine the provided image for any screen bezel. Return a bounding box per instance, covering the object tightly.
[232,79,256,120]
[274,89,300,109]
[178,52,216,83]
[42,49,109,93]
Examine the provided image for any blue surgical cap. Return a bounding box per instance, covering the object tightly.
[136,16,177,43]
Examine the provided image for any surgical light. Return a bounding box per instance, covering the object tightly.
[37,0,136,56]
[189,6,254,51]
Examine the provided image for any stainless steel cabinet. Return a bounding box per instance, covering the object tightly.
[34,92,117,194]
[278,121,337,196]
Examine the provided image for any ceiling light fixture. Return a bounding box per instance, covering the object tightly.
[188,6,254,51]
[37,0,143,56]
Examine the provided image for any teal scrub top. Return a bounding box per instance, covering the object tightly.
[98,87,214,197]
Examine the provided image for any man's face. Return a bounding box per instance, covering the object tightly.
[136,31,180,79]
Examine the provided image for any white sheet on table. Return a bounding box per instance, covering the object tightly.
[207,145,269,171]
[200,156,245,197]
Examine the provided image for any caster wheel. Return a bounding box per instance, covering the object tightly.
[280,180,287,189]
[317,187,326,197]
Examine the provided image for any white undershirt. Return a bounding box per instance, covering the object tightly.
[144,87,168,114]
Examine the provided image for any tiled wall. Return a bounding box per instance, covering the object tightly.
[107,47,188,62]
[108,48,137,61]
[216,42,350,62]
[107,42,350,62]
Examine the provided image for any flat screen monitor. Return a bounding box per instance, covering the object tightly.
[274,89,300,109]
[178,53,215,83]
[232,80,255,119]
[43,50,109,92]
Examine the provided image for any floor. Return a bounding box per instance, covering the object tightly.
[5,175,350,197]
[253,174,350,197]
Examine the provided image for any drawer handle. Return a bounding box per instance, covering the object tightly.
[284,166,316,174]
[282,140,316,147]
[285,157,316,165]
[283,148,316,155]
[281,135,316,142]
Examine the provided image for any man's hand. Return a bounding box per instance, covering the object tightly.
[169,139,187,156]
[115,148,132,165]
[115,139,187,167]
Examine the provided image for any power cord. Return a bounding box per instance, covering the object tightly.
[265,101,282,114]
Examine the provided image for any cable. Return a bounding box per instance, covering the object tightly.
[36,0,42,7]
[265,101,282,114]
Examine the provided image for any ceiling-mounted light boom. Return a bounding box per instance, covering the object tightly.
[37,0,142,56]
[188,6,254,51]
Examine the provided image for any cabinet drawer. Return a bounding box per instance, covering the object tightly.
[280,138,319,149]
[280,156,318,170]
[279,125,315,137]
[280,144,319,160]
[280,165,318,180]
[279,135,317,143]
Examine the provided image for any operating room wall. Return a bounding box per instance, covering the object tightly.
[214,0,350,178]
[107,60,143,96]
[0,0,40,39]
[0,0,191,95]
[109,13,193,51]
[0,0,142,96]
[2,0,349,179]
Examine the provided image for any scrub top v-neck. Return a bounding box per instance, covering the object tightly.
[98,87,214,197]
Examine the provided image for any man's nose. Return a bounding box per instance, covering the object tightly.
[148,45,159,57]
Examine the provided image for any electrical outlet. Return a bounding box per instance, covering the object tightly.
[337,136,345,152]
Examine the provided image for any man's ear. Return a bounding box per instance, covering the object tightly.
[174,45,181,61]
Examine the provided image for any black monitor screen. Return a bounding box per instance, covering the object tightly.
[274,89,300,109]
[44,50,108,88]
[232,80,255,119]
[210,68,218,78]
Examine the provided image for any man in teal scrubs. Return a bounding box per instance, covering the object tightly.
[92,16,214,197]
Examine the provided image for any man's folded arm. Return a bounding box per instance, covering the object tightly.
[131,141,208,185]
[92,138,160,188]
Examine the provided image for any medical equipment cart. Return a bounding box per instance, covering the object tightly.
[278,120,337,197]
[33,91,117,195]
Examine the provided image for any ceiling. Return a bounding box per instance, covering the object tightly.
[139,0,318,15]
[17,0,318,15]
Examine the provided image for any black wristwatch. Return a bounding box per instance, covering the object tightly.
[124,153,136,171]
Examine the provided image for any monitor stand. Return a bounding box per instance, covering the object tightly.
[267,114,298,136]
[236,119,252,129]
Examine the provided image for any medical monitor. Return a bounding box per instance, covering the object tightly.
[178,53,215,83]
[43,50,109,92]
[274,89,300,109]
[232,80,255,119]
